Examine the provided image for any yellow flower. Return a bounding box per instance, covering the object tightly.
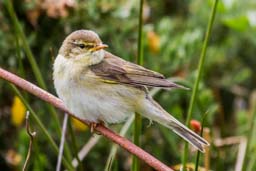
[11,96,26,126]
[147,31,160,54]
[71,117,88,131]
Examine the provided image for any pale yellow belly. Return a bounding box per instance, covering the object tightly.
[55,73,145,123]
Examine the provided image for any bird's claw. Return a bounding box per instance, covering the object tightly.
[90,122,97,133]
[89,120,105,134]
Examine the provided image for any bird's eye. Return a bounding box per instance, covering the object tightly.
[78,44,86,49]
[77,44,95,49]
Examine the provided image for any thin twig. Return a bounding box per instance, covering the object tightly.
[56,114,69,171]
[213,136,247,171]
[10,84,74,170]
[203,128,211,171]
[68,119,83,171]
[242,90,256,171]
[0,67,173,171]
[23,111,36,171]
[105,115,135,171]
[72,135,101,168]
[214,136,245,147]
[235,137,247,171]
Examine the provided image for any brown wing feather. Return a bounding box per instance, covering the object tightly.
[89,51,182,88]
[104,52,164,78]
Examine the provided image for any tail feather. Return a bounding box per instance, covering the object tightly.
[168,121,209,152]
[139,97,209,152]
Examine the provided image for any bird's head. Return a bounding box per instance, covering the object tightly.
[59,30,108,65]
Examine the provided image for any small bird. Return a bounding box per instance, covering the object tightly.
[53,30,209,152]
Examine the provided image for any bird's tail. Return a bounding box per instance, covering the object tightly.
[138,97,209,152]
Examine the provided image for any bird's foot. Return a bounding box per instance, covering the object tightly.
[89,122,98,133]
[89,120,105,133]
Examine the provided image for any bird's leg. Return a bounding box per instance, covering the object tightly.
[89,120,105,133]
[89,122,98,133]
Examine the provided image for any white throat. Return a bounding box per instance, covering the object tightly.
[53,50,105,89]
[89,50,105,65]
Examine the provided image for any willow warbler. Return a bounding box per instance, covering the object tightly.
[53,30,209,152]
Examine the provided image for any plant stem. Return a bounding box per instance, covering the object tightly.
[182,0,219,170]
[4,0,74,163]
[68,119,84,171]
[133,0,144,170]
[23,111,36,171]
[242,95,256,171]
[105,115,134,171]
[4,0,62,133]
[10,84,74,171]
[195,112,208,171]
[136,0,144,66]
[4,0,46,89]
[56,114,69,171]
[133,113,142,171]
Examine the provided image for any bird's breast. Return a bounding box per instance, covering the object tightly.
[53,54,145,123]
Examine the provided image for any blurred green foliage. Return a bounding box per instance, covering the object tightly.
[0,0,256,171]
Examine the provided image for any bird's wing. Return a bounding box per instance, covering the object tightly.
[89,51,183,88]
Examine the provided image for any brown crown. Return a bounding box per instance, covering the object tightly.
[59,30,102,56]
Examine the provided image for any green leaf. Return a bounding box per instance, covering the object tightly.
[222,16,249,31]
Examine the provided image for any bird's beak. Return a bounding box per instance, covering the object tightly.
[91,44,108,52]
